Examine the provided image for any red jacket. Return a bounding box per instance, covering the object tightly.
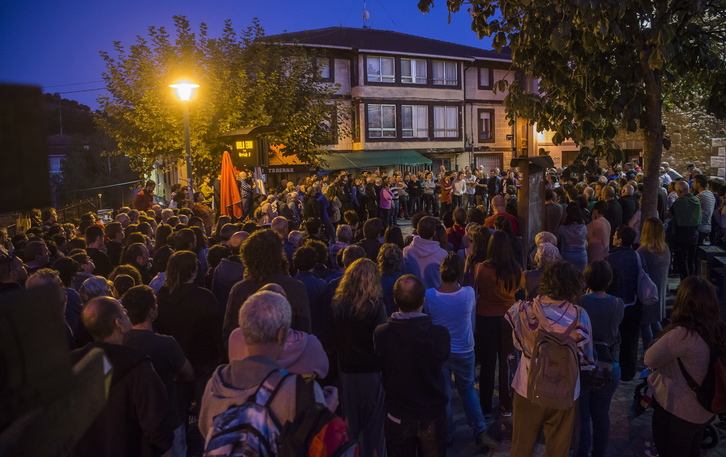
[133,189,153,211]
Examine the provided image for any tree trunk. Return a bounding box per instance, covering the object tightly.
[641,74,664,221]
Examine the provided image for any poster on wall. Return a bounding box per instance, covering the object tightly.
[711,157,725,168]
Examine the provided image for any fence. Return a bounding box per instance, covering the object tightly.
[0,198,97,238]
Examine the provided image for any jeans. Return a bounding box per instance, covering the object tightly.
[619,302,643,381]
[379,208,391,228]
[640,321,663,351]
[575,364,621,457]
[340,371,386,457]
[385,412,446,457]
[423,194,434,214]
[391,200,400,225]
[409,196,420,215]
[453,195,462,209]
[443,351,487,440]
[476,315,514,413]
[399,196,410,218]
[673,242,697,279]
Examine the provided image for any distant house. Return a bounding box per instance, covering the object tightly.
[269,27,520,173]
[48,133,73,207]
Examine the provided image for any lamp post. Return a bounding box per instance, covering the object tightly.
[170,80,199,200]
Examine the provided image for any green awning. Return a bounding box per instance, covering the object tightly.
[319,150,432,170]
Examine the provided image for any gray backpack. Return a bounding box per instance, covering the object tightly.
[527,304,580,410]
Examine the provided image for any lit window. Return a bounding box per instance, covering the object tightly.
[401,59,427,84]
[432,61,458,86]
[367,56,395,82]
[402,105,428,138]
[368,104,396,138]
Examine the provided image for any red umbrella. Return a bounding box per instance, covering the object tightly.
[220,151,243,220]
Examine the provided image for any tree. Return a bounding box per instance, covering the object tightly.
[98,16,346,180]
[419,0,726,218]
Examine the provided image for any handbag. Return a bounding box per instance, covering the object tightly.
[635,252,659,306]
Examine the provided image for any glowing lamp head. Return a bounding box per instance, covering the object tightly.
[170,80,199,101]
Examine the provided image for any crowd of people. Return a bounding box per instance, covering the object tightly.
[1,158,725,457]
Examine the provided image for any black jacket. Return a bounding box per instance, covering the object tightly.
[70,343,171,457]
[374,314,450,420]
[156,283,225,369]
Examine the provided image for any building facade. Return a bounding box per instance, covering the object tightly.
[272,27,522,173]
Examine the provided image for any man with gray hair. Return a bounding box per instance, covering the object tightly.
[199,290,337,445]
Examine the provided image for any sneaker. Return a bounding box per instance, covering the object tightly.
[500,410,512,417]
[475,430,500,451]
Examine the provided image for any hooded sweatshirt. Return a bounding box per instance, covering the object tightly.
[228,329,329,378]
[198,355,326,439]
[374,314,450,421]
[402,236,448,289]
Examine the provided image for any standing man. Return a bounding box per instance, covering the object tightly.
[374,275,452,457]
[85,225,113,278]
[407,174,422,215]
[133,180,155,212]
[71,296,171,457]
[238,171,255,220]
[693,174,716,245]
[668,181,702,278]
[464,169,477,210]
[601,186,623,246]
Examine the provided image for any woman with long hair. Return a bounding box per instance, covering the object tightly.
[156,250,224,417]
[383,225,405,250]
[332,258,386,457]
[474,230,523,416]
[644,276,725,457]
[462,224,492,286]
[506,260,595,456]
[557,202,588,272]
[637,217,671,350]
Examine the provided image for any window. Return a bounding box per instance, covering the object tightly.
[316,57,331,80]
[367,56,395,82]
[401,59,427,84]
[401,105,428,138]
[477,109,494,143]
[478,109,495,142]
[479,67,493,89]
[434,106,459,137]
[367,104,396,138]
[432,61,458,86]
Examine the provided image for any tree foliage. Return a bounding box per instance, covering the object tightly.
[98,16,346,179]
[419,0,726,218]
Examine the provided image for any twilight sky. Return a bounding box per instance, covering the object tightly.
[0,0,494,110]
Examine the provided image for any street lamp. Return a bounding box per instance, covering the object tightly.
[170,80,199,200]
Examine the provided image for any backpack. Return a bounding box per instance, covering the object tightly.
[204,369,293,457]
[527,304,580,410]
[678,342,726,414]
[278,376,358,457]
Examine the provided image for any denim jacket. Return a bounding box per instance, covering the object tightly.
[606,246,644,306]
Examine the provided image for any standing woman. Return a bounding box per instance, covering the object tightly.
[332,258,387,457]
[637,217,671,350]
[440,172,454,216]
[423,172,436,215]
[379,181,393,229]
[645,276,725,457]
[575,261,624,457]
[156,251,224,417]
[506,261,595,457]
[557,202,588,272]
[474,230,523,416]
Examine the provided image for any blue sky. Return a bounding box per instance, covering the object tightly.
[0,0,494,110]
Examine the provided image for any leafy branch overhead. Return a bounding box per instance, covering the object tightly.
[97,16,347,177]
[419,0,726,219]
